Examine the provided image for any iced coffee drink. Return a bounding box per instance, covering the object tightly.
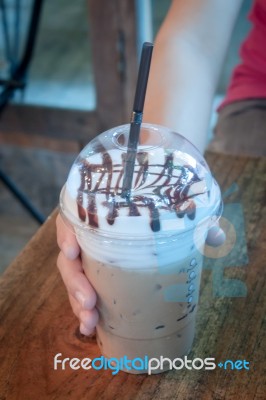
[60,123,222,373]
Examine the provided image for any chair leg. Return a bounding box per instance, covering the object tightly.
[0,0,45,224]
[0,168,45,224]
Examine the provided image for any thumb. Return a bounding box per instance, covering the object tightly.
[205,223,226,247]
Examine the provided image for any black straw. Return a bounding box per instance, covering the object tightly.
[121,42,153,198]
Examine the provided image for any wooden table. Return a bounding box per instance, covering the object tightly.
[0,153,265,400]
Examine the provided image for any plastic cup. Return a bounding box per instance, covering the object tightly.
[59,123,223,374]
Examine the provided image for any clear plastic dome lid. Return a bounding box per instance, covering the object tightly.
[60,123,222,237]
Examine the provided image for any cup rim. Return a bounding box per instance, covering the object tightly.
[59,186,223,241]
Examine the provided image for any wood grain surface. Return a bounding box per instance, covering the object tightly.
[88,0,137,131]
[0,153,265,400]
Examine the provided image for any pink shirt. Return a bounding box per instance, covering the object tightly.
[219,0,266,110]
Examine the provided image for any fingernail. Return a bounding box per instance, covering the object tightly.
[206,226,226,247]
[62,241,79,260]
[75,291,86,307]
[80,323,95,337]
[75,291,94,310]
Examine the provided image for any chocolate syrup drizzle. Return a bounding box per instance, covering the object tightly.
[76,150,205,232]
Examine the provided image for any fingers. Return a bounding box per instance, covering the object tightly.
[69,294,99,336]
[56,214,98,336]
[79,309,99,336]
[68,293,82,317]
[57,251,97,311]
[56,214,80,260]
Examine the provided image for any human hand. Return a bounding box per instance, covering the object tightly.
[206,222,226,247]
[56,214,98,335]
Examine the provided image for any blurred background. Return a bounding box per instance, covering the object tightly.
[0,0,252,272]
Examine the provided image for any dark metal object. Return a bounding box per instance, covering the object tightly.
[0,0,45,224]
[0,169,45,224]
[0,0,44,111]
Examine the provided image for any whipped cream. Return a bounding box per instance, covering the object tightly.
[61,147,221,237]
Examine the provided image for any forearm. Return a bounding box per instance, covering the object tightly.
[144,40,215,153]
[143,0,243,153]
